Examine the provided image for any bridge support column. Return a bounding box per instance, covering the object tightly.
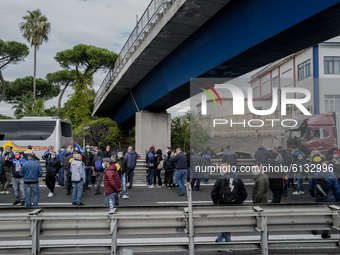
[135,110,171,154]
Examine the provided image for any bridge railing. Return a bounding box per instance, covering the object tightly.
[94,0,176,108]
[1,187,340,255]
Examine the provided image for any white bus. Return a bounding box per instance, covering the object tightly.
[0,117,73,158]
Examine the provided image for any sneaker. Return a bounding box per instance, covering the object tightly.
[72,202,77,206]
[21,201,25,206]
[149,185,154,188]
[283,197,288,200]
[225,250,233,253]
[311,230,318,235]
[4,191,10,195]
[321,233,331,239]
[47,192,53,198]
[214,240,219,243]
[300,191,304,195]
[85,187,91,190]
[127,187,132,190]
[0,191,5,194]
[13,200,20,205]
[292,191,301,195]
[122,195,129,199]
[66,192,71,195]
[77,202,85,206]
[178,192,184,196]
[126,182,130,187]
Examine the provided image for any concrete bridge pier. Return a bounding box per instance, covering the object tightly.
[135,110,171,154]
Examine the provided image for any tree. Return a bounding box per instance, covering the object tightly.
[19,9,51,100]
[171,116,190,151]
[73,118,121,149]
[46,70,77,117]
[54,44,117,126]
[4,76,60,103]
[0,114,14,119]
[0,39,29,102]
[187,112,210,152]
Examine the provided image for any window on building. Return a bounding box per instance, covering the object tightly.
[272,76,279,88]
[253,86,260,98]
[324,56,340,74]
[325,95,340,112]
[298,59,311,80]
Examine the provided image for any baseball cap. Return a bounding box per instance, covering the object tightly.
[102,157,112,164]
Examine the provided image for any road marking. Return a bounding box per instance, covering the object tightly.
[0,234,338,247]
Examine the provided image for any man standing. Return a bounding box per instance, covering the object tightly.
[252,163,269,203]
[92,150,105,195]
[124,146,137,190]
[82,145,94,191]
[285,148,296,191]
[11,151,27,205]
[222,145,237,171]
[211,163,247,252]
[104,146,111,157]
[103,157,121,207]
[186,148,195,183]
[267,153,283,203]
[190,150,203,191]
[172,148,188,196]
[57,145,67,186]
[255,144,271,165]
[2,146,14,159]
[1,152,12,194]
[19,153,43,207]
[117,151,129,199]
[63,146,74,195]
[70,153,85,206]
[45,151,61,198]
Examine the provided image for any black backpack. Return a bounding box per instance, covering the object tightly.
[315,178,330,200]
[218,178,240,204]
[165,158,172,170]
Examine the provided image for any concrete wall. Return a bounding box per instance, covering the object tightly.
[135,110,171,153]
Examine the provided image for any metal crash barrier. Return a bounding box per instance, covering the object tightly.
[0,186,340,255]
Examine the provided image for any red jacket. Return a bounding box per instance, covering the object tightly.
[104,164,121,195]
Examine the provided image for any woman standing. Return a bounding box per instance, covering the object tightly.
[148,147,157,188]
[164,151,174,188]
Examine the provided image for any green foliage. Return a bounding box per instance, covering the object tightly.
[171,112,210,152]
[46,69,77,86]
[0,114,14,119]
[73,118,121,149]
[54,44,118,76]
[0,39,29,69]
[19,9,51,49]
[4,76,60,103]
[12,92,49,119]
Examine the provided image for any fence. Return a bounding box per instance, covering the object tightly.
[1,185,340,255]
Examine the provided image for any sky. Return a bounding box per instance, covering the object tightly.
[0,0,260,118]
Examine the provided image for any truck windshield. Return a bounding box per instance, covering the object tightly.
[288,128,306,141]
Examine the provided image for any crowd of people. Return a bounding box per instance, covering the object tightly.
[0,145,138,207]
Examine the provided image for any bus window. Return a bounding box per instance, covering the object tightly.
[61,122,72,137]
[0,121,55,140]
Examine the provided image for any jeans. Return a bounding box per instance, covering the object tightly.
[66,174,72,193]
[127,168,134,188]
[25,183,40,207]
[45,174,56,193]
[297,175,304,192]
[186,167,190,182]
[105,192,118,207]
[13,177,25,202]
[191,178,201,190]
[287,172,295,188]
[173,169,177,185]
[120,175,126,196]
[95,171,104,193]
[216,232,231,242]
[58,167,64,185]
[148,167,155,186]
[72,181,83,204]
[84,166,92,188]
[175,169,187,193]
[204,169,210,183]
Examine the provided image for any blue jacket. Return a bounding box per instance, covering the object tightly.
[308,170,340,201]
[255,147,270,164]
[19,158,43,183]
[124,150,137,169]
[148,152,155,166]
[57,149,67,163]
[222,149,237,167]
[171,152,187,170]
[11,158,27,178]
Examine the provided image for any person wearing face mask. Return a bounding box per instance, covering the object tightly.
[11,151,27,205]
[82,145,94,191]
[293,153,307,195]
[92,150,105,195]
[45,151,61,198]
[70,153,86,206]
[211,163,247,252]
[103,157,121,208]
[63,146,74,194]
[117,151,129,199]
[104,146,111,158]
[252,163,269,203]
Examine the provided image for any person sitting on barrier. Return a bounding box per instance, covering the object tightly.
[211,163,247,252]
[308,159,340,239]
[252,162,269,203]
[103,157,121,208]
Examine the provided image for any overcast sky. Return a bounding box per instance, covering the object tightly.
[0,0,259,118]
